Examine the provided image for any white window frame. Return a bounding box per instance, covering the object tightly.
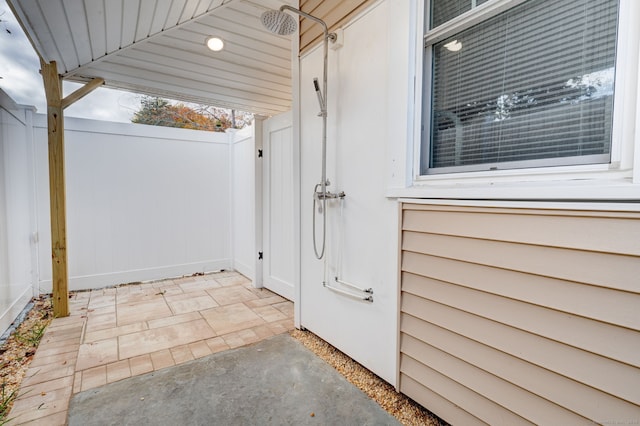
[401,0,640,200]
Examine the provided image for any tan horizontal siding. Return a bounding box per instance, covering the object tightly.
[402,230,639,292]
[299,0,375,52]
[402,251,639,329]
[400,374,488,426]
[400,353,532,425]
[399,203,640,424]
[402,270,639,369]
[401,292,639,407]
[402,313,640,419]
[402,207,640,256]
[402,336,587,424]
[403,202,640,218]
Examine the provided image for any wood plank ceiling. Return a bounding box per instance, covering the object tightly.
[299,0,372,52]
[7,0,295,116]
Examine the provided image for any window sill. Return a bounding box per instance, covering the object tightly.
[393,197,640,213]
[387,176,640,202]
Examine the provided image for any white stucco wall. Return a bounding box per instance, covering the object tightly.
[299,0,411,385]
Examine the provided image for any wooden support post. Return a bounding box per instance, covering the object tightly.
[40,60,69,317]
[40,61,104,317]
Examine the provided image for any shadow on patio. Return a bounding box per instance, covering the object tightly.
[8,271,294,424]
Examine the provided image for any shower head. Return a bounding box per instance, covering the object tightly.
[260,6,336,42]
[260,9,297,36]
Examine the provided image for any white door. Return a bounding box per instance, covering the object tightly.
[262,112,295,300]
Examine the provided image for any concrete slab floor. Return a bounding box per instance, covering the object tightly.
[68,333,400,426]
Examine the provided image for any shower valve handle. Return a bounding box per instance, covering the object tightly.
[315,190,346,200]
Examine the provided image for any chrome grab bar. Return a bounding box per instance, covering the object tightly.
[323,282,373,302]
[334,277,373,294]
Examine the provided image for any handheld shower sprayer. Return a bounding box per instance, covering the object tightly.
[313,78,325,117]
[260,6,343,260]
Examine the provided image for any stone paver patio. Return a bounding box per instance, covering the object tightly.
[8,271,294,425]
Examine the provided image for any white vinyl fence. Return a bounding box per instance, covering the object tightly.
[0,89,258,334]
[0,91,37,336]
[231,125,258,281]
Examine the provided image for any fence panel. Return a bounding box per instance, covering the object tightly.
[33,115,235,291]
[0,92,35,335]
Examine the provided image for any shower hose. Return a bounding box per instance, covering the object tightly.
[312,183,326,259]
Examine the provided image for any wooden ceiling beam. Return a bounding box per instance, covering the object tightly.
[61,77,104,110]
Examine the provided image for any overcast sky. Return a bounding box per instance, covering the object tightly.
[0,0,140,122]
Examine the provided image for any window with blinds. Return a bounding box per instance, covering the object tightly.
[421,0,619,174]
[430,0,490,28]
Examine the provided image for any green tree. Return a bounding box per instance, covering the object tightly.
[131,96,252,132]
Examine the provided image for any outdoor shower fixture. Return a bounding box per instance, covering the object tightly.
[261,6,345,260]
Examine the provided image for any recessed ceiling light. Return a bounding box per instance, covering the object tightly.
[206,37,224,52]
